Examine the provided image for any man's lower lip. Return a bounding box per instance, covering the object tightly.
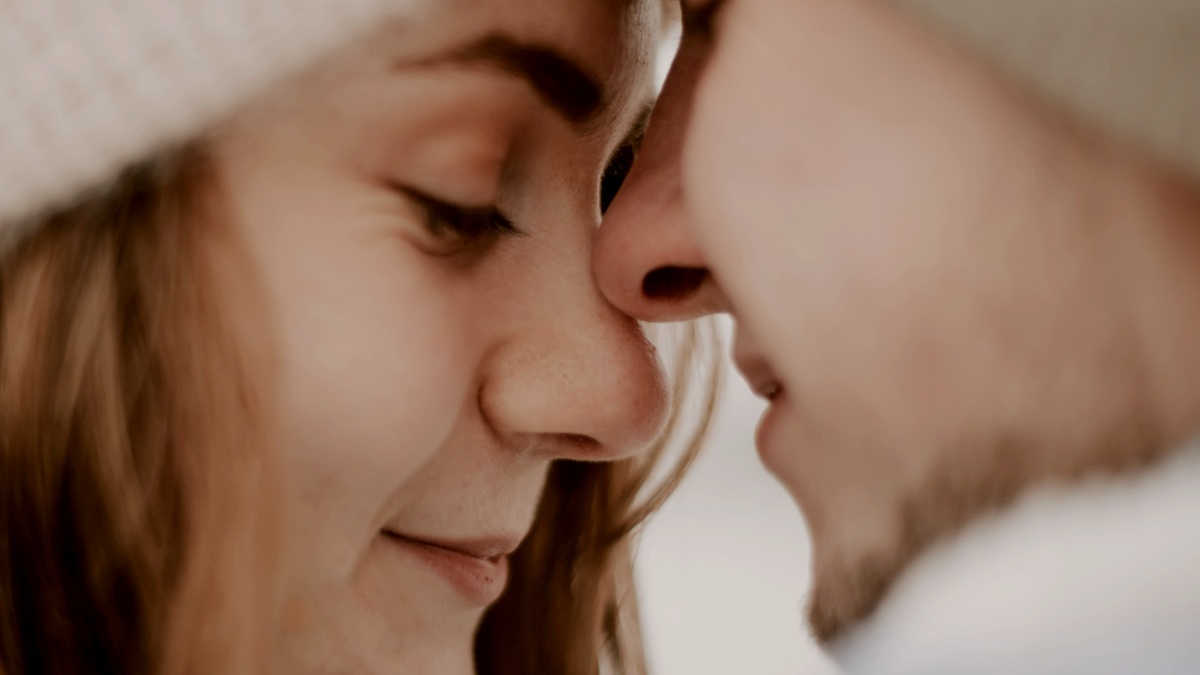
[755,397,786,461]
[383,534,509,606]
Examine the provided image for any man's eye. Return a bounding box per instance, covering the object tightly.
[390,184,523,255]
[600,104,653,214]
[599,142,636,214]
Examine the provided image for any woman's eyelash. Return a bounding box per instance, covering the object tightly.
[389,184,524,251]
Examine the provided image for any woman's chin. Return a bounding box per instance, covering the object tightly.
[274,556,487,675]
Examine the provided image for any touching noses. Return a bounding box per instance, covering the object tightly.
[481,250,670,463]
[593,40,728,324]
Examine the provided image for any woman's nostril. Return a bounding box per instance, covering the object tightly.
[642,267,708,300]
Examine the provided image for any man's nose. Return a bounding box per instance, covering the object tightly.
[593,40,729,323]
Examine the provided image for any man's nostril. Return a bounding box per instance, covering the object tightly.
[642,266,708,300]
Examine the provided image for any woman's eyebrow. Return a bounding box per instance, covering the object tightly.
[402,33,605,127]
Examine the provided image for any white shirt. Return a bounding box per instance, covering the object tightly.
[831,438,1200,675]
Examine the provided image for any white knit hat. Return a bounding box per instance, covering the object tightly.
[3,1,1199,240]
[890,0,1200,179]
[0,0,427,232]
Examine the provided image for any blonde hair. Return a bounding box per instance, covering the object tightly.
[0,146,278,675]
[0,143,718,675]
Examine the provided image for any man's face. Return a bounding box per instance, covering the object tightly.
[595,0,1161,641]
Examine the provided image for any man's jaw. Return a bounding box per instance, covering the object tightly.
[808,539,914,644]
[803,438,1042,644]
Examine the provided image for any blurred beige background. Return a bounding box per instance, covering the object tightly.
[635,318,837,674]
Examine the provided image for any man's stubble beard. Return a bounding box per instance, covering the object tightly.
[805,417,1167,644]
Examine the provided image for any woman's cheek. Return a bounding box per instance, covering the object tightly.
[269,242,478,526]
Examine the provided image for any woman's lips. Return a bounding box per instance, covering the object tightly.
[382,532,516,606]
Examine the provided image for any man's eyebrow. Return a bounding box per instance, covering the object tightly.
[405,33,605,127]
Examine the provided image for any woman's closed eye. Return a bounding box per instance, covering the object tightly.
[390,183,524,256]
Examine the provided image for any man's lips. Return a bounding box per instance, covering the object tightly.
[732,343,789,462]
[754,379,784,401]
[731,323,784,401]
[733,355,784,401]
[381,531,521,606]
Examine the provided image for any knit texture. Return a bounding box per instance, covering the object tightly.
[0,0,427,234]
[890,0,1200,179]
[2,1,1199,240]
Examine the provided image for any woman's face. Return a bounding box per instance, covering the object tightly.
[210,0,666,671]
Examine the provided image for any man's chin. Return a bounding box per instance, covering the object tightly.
[803,441,1037,644]
[806,538,915,644]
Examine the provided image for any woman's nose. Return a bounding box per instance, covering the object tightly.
[480,261,670,463]
[593,40,730,324]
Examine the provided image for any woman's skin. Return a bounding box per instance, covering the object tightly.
[594,0,1200,641]
[208,0,665,672]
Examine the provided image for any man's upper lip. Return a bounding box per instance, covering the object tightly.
[733,355,784,401]
[731,322,784,401]
[385,532,521,561]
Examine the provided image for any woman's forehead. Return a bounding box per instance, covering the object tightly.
[386,0,660,71]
